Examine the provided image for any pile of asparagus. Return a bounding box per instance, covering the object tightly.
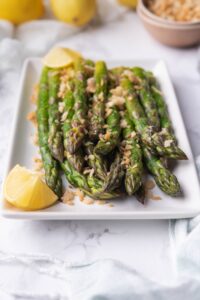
[37,58,187,204]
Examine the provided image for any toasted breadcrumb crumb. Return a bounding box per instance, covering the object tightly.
[75,189,85,202]
[86,77,96,93]
[83,198,94,205]
[151,195,162,201]
[62,189,75,205]
[96,200,107,205]
[31,84,39,104]
[27,111,37,127]
[148,0,200,23]
[145,179,155,190]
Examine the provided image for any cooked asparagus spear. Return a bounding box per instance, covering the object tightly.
[62,78,84,172]
[121,75,154,146]
[62,78,75,150]
[132,67,160,130]
[61,160,117,199]
[65,149,84,173]
[145,71,173,132]
[89,61,108,140]
[104,151,124,192]
[87,176,119,199]
[37,67,62,197]
[122,111,143,195]
[95,106,121,155]
[48,69,64,162]
[143,147,181,196]
[67,58,88,153]
[122,75,187,160]
[135,185,146,205]
[84,141,107,180]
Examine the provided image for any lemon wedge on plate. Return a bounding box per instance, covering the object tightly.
[43,47,82,68]
[3,165,58,211]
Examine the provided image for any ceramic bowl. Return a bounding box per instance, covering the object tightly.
[137,0,200,47]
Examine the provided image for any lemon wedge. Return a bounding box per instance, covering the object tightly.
[3,165,58,210]
[43,47,82,68]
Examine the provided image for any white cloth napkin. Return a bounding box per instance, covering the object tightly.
[0,3,200,298]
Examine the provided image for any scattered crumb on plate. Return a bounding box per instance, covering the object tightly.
[83,198,94,205]
[31,84,39,104]
[96,200,107,205]
[145,179,155,190]
[75,189,85,202]
[27,111,37,127]
[151,195,162,201]
[62,189,75,205]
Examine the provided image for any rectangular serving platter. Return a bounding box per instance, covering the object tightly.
[1,58,200,219]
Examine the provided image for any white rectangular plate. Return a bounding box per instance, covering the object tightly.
[1,58,200,219]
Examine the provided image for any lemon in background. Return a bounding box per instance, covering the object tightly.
[117,0,138,9]
[3,165,58,211]
[50,0,97,27]
[0,0,44,25]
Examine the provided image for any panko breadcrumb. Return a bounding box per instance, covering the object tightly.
[27,111,37,127]
[148,0,200,22]
[62,189,75,205]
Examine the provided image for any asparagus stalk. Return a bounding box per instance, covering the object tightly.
[84,141,107,181]
[121,75,154,147]
[67,58,88,153]
[48,69,64,162]
[89,61,108,140]
[104,151,124,192]
[135,185,146,205]
[37,67,62,197]
[143,147,181,196]
[87,176,119,199]
[95,105,121,155]
[61,160,117,199]
[132,67,160,130]
[65,149,85,173]
[62,77,85,172]
[122,75,187,160]
[146,71,173,132]
[122,111,143,195]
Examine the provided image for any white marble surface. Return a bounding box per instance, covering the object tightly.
[0,6,200,296]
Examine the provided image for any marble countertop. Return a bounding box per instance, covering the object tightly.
[0,6,200,296]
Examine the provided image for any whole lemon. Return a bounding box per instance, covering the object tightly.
[50,0,97,27]
[0,0,44,25]
[117,0,138,9]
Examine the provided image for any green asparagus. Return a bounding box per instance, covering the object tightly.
[48,69,64,162]
[84,141,107,180]
[95,106,121,155]
[89,61,108,140]
[143,147,181,196]
[132,67,160,130]
[122,75,187,160]
[122,111,143,195]
[62,78,85,172]
[104,151,124,192]
[121,75,154,147]
[67,58,88,153]
[87,176,119,199]
[37,67,62,197]
[135,185,146,205]
[61,160,117,199]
